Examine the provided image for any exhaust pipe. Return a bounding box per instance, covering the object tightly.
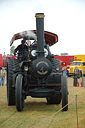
[35,13,45,58]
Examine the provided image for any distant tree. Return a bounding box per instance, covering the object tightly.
[10,46,15,55]
[60,53,68,56]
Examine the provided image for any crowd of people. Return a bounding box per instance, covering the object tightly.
[0,66,6,86]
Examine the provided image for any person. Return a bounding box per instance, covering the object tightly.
[14,39,28,61]
[73,65,80,86]
[0,67,6,86]
[74,65,80,74]
[14,39,28,56]
[63,66,69,76]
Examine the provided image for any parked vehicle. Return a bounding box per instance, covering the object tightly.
[3,55,16,66]
[0,54,3,69]
[68,55,85,76]
[54,55,74,70]
[68,60,85,76]
[74,54,85,61]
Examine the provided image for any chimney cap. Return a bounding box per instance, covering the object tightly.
[35,13,45,18]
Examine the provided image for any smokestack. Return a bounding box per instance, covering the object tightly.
[35,13,45,57]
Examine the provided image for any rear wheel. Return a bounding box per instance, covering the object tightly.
[46,58,61,104]
[62,74,68,111]
[51,58,61,73]
[7,58,15,105]
[46,94,61,104]
[15,74,24,111]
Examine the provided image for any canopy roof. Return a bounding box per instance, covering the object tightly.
[10,30,58,46]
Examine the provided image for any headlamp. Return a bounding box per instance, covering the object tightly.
[56,67,59,71]
[24,66,28,71]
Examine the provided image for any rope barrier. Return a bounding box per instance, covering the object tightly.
[75,95,79,128]
[29,98,75,128]
[29,90,85,128]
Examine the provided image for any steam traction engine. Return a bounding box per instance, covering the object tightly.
[7,13,68,111]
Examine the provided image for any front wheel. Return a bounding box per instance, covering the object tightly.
[62,74,68,111]
[15,74,24,111]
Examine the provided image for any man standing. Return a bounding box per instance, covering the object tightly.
[73,65,80,86]
[63,66,69,76]
[0,67,6,86]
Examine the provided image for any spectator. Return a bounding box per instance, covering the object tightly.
[63,66,69,76]
[0,67,6,86]
[74,65,80,74]
[73,65,80,86]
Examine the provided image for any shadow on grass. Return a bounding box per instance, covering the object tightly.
[0,100,61,113]
[24,100,61,112]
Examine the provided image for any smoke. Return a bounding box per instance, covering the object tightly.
[20,30,37,40]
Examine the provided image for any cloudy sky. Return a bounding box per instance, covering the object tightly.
[0,0,85,55]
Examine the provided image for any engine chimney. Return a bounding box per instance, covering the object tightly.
[35,13,45,58]
[31,13,52,79]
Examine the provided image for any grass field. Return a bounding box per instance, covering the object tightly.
[0,78,85,128]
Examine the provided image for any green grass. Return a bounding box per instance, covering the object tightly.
[0,85,85,128]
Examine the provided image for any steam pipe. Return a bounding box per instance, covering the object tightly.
[35,13,45,57]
